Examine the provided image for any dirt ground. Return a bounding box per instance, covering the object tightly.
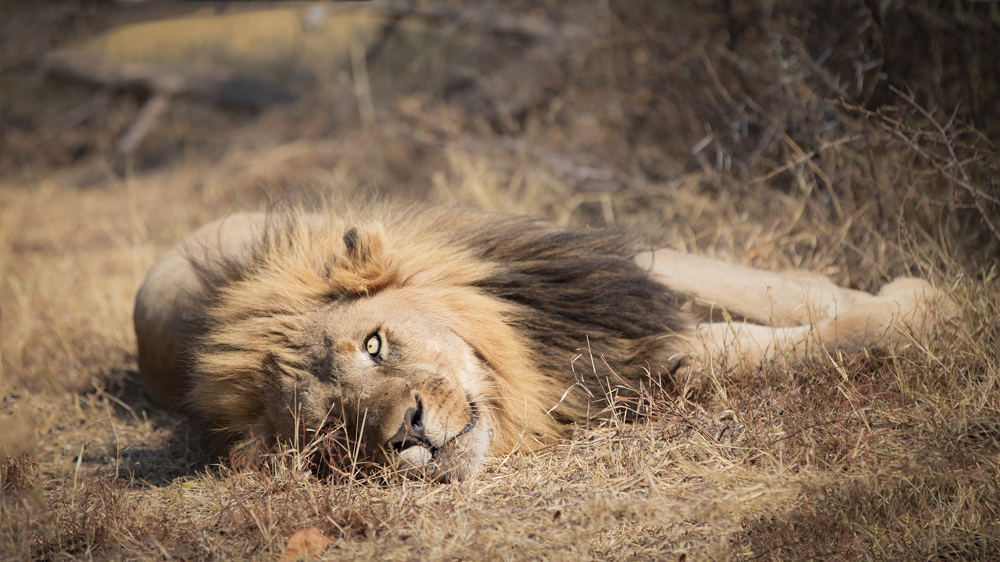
[1,1,998,560]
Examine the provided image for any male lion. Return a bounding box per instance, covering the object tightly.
[135,204,954,480]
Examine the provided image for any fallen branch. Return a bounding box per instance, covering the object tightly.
[42,50,287,153]
[42,50,238,98]
[116,92,171,154]
[364,0,590,42]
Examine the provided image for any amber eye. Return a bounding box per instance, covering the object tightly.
[365,334,381,356]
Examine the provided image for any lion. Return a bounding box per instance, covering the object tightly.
[134,204,955,480]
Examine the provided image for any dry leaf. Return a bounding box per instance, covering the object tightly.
[280,527,334,562]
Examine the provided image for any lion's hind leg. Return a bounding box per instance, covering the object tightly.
[683,276,957,373]
[637,249,957,373]
[636,248,875,326]
[135,212,264,409]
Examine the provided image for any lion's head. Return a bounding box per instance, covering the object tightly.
[198,284,502,480]
[136,205,688,480]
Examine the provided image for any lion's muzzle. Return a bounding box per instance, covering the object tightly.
[380,393,482,480]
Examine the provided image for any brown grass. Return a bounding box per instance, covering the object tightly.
[1,0,998,560]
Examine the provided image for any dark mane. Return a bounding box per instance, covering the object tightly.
[436,211,691,412]
[185,204,691,424]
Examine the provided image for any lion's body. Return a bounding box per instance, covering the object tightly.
[135,204,954,480]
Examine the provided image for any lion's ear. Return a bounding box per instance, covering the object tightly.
[343,227,363,260]
[334,226,395,295]
[342,226,384,264]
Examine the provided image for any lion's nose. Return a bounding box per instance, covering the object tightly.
[385,396,430,451]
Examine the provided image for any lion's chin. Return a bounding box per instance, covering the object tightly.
[397,444,434,467]
[393,417,491,482]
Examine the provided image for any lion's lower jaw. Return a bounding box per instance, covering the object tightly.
[394,416,492,482]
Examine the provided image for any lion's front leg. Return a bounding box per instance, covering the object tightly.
[636,248,875,326]
[683,277,957,372]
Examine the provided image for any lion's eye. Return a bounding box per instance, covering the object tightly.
[365,334,381,356]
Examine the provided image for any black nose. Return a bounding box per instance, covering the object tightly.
[386,396,429,451]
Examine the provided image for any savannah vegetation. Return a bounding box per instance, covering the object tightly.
[1,0,998,559]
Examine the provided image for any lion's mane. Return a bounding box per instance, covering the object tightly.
[186,204,689,454]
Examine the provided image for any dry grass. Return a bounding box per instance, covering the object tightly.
[2,1,998,560]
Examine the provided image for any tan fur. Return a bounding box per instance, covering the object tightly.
[135,207,957,480]
[636,249,958,375]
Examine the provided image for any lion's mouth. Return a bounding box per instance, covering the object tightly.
[451,400,480,440]
[389,397,479,461]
